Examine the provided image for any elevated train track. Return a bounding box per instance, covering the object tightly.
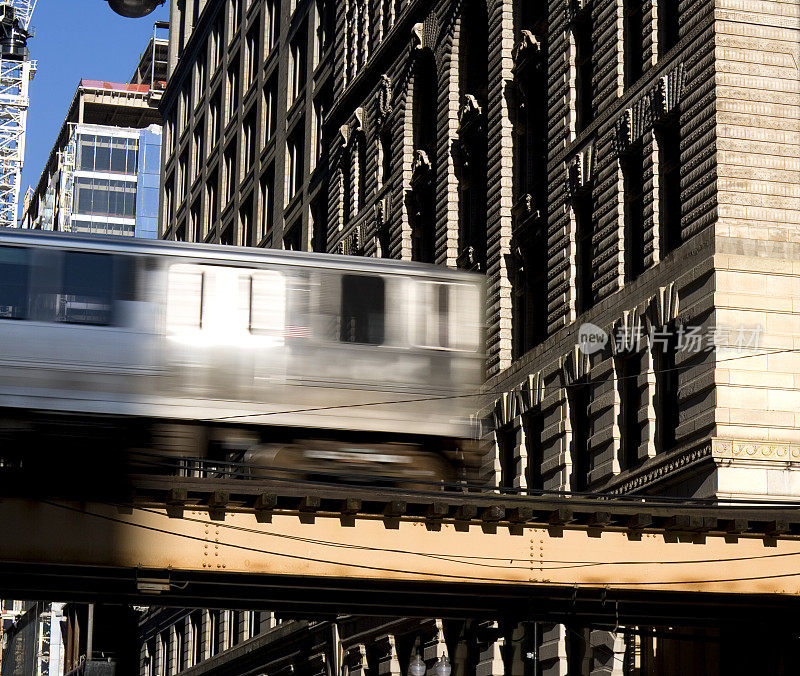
[3,468,800,626]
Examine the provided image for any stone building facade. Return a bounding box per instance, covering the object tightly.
[150,0,800,673]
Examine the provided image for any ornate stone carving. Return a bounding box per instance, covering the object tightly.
[651,62,685,120]
[376,74,392,127]
[566,0,590,24]
[712,438,800,462]
[561,345,591,387]
[512,30,542,70]
[493,371,545,428]
[410,148,432,186]
[613,108,634,156]
[610,443,713,494]
[649,281,679,328]
[612,308,644,355]
[567,143,594,197]
[411,22,424,52]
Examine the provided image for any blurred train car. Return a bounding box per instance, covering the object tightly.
[0,230,484,486]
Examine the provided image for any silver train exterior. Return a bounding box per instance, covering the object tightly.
[0,230,484,475]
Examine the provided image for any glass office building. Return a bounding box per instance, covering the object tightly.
[66,123,161,238]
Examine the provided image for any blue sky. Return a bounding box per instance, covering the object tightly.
[21,0,170,207]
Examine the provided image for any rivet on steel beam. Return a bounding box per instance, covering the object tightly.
[383,501,407,517]
[299,496,321,512]
[426,502,449,519]
[341,498,362,515]
[508,506,533,523]
[549,507,574,525]
[481,505,504,522]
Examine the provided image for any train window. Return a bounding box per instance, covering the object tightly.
[0,247,29,320]
[340,275,385,344]
[415,282,481,351]
[249,271,286,335]
[59,252,114,325]
[167,266,204,333]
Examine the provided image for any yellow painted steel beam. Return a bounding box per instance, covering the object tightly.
[2,499,800,597]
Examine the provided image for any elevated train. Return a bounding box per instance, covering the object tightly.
[0,231,484,486]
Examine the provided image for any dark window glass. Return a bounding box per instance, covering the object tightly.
[568,384,590,492]
[79,138,95,171]
[498,425,517,489]
[60,252,113,325]
[340,275,385,344]
[111,139,128,173]
[94,136,111,172]
[0,247,29,319]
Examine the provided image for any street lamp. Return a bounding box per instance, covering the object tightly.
[433,656,451,676]
[105,0,166,18]
[408,655,426,676]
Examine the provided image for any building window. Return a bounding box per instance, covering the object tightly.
[193,119,205,180]
[378,130,391,189]
[654,323,679,453]
[175,622,186,672]
[263,72,278,143]
[497,425,518,489]
[381,0,394,38]
[656,117,681,256]
[573,14,593,133]
[573,192,593,313]
[190,611,202,666]
[195,47,207,103]
[178,152,188,205]
[205,170,218,237]
[209,611,222,657]
[289,22,308,105]
[180,84,191,133]
[190,198,201,241]
[621,145,645,282]
[211,13,223,71]
[245,26,259,90]
[616,351,643,469]
[311,87,330,172]
[230,0,242,32]
[523,409,544,491]
[511,227,548,357]
[210,89,222,145]
[623,0,644,89]
[163,178,174,227]
[567,383,590,492]
[314,0,331,65]
[283,220,301,250]
[240,195,254,245]
[224,143,237,205]
[243,109,257,169]
[158,631,168,676]
[286,123,305,202]
[266,0,279,51]
[340,146,352,225]
[340,275,385,344]
[311,193,327,253]
[260,164,275,240]
[658,0,679,56]
[409,50,437,264]
[226,56,240,123]
[354,132,366,215]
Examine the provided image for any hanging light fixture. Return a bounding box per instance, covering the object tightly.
[105,0,166,18]
[433,656,451,676]
[408,655,426,676]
